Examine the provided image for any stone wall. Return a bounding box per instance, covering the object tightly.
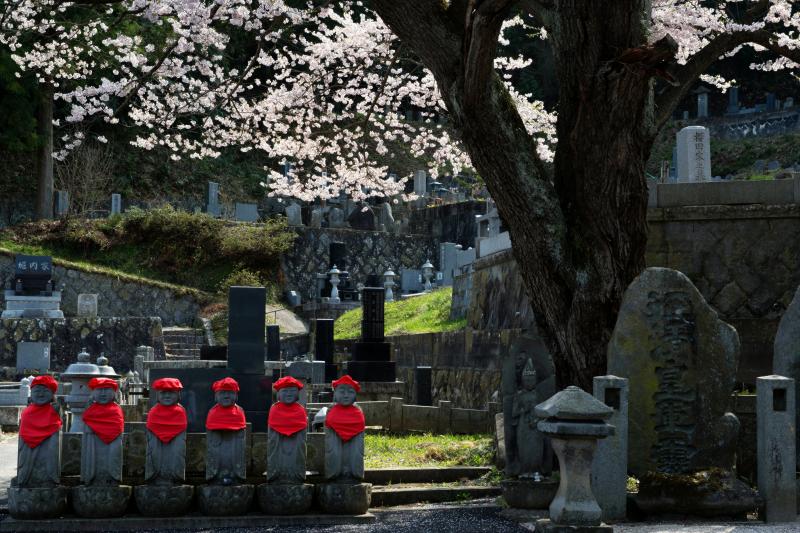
[282,227,437,302]
[0,317,165,373]
[406,201,486,248]
[0,253,203,326]
[452,204,800,384]
[336,329,526,409]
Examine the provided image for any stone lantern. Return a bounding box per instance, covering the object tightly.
[534,386,614,533]
[421,260,434,292]
[383,269,396,302]
[328,265,341,303]
[61,348,101,432]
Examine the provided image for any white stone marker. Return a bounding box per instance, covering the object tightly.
[757,375,796,523]
[676,126,711,183]
[413,170,427,197]
[591,375,628,522]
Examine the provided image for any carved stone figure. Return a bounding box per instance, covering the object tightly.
[135,377,193,516]
[317,375,371,514]
[511,358,545,478]
[9,375,67,519]
[198,377,253,516]
[258,376,313,515]
[73,377,131,518]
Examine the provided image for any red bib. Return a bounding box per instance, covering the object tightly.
[325,404,365,442]
[83,402,124,444]
[20,404,62,449]
[268,402,307,437]
[146,403,188,443]
[206,405,246,431]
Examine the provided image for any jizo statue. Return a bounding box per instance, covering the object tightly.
[81,378,124,486]
[324,375,366,482]
[145,378,188,485]
[267,376,309,484]
[205,377,247,485]
[16,375,62,488]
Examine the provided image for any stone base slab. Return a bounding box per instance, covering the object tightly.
[197,484,254,516]
[72,485,132,518]
[502,479,558,509]
[316,482,372,515]
[534,519,614,532]
[8,486,68,519]
[0,513,376,532]
[134,484,194,517]
[257,483,313,514]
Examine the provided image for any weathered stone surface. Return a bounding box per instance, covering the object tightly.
[197,484,254,516]
[257,483,313,515]
[134,484,194,517]
[71,485,132,518]
[607,267,740,476]
[773,285,800,467]
[533,520,612,533]
[591,376,629,522]
[8,487,68,519]
[501,479,557,510]
[316,482,372,515]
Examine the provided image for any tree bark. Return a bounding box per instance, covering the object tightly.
[373,0,656,389]
[36,83,54,220]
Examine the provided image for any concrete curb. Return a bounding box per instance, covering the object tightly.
[0,512,375,532]
[365,467,492,485]
[371,486,501,507]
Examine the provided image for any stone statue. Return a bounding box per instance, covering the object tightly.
[258,376,313,515]
[317,375,371,514]
[199,377,253,516]
[134,377,194,517]
[511,358,545,479]
[9,375,67,519]
[73,377,131,518]
[16,375,61,488]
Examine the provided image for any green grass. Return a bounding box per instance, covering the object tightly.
[364,433,494,469]
[334,287,466,340]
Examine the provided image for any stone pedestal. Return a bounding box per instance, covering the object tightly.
[501,479,558,510]
[8,487,68,519]
[316,483,372,515]
[198,484,254,516]
[257,483,314,515]
[72,485,132,518]
[134,484,194,517]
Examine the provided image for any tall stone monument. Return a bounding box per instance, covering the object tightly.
[258,376,313,515]
[8,375,67,519]
[73,377,131,518]
[676,126,711,182]
[772,284,800,466]
[199,377,254,516]
[317,375,371,515]
[345,288,396,382]
[134,378,193,516]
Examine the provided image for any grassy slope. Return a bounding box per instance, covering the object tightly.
[364,433,494,469]
[334,288,466,340]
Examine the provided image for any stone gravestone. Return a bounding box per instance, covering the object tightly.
[16,342,51,373]
[328,207,347,229]
[696,88,709,118]
[111,194,122,215]
[206,182,221,217]
[345,288,396,382]
[228,286,266,374]
[54,190,69,217]
[607,267,740,477]
[413,170,427,197]
[726,87,740,114]
[234,203,259,222]
[77,294,98,318]
[285,202,303,226]
[266,325,280,360]
[346,204,376,231]
[310,208,324,228]
[314,319,337,381]
[676,126,711,182]
[591,375,629,522]
[413,366,432,406]
[377,203,395,232]
[772,284,800,466]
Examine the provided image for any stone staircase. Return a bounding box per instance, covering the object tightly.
[163,327,206,360]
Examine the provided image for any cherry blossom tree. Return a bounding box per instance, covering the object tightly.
[3,0,800,386]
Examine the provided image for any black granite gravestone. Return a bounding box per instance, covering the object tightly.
[13,255,54,295]
[315,319,338,381]
[149,368,271,432]
[228,286,266,373]
[346,287,396,382]
[346,204,376,230]
[329,242,347,271]
[266,325,281,359]
[414,366,432,406]
[200,345,227,361]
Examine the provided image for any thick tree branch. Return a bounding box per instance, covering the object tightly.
[463,0,513,108]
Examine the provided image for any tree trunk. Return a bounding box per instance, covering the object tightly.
[373,1,657,389]
[36,83,54,220]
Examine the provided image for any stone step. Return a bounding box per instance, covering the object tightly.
[163,334,205,344]
[165,348,200,357]
[164,354,199,361]
[364,467,492,485]
[163,342,203,350]
[370,485,500,507]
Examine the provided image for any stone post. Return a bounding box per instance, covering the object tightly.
[389,397,404,433]
[757,375,796,523]
[436,400,452,434]
[592,375,629,522]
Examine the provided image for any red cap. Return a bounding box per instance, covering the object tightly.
[274,376,304,391]
[31,375,58,393]
[88,377,119,391]
[212,377,240,392]
[332,375,361,392]
[152,378,183,391]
